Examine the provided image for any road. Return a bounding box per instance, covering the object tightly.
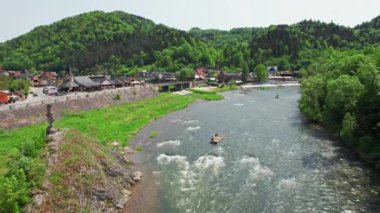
[0,86,140,111]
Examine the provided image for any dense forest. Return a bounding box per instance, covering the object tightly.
[299,46,380,167]
[0,11,379,76]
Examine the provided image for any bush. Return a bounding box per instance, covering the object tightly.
[8,156,33,175]
[135,144,144,152]
[148,131,157,138]
[207,82,218,86]
[0,170,30,212]
[20,140,42,158]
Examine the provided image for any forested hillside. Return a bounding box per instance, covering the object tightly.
[0,11,191,73]
[0,11,379,75]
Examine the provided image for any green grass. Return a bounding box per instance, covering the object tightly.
[189,88,217,94]
[215,84,240,92]
[56,93,196,145]
[188,88,224,100]
[0,124,46,175]
[189,93,224,101]
[0,92,225,176]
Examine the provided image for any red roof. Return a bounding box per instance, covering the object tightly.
[33,72,57,81]
[195,67,207,78]
[8,71,22,78]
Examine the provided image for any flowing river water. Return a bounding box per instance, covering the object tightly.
[126,87,380,213]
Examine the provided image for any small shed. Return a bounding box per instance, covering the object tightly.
[131,80,141,87]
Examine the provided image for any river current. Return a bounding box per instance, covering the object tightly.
[128,87,380,213]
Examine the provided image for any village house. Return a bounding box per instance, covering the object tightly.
[73,76,101,91]
[0,90,25,104]
[0,90,10,104]
[59,80,80,92]
[160,72,176,82]
[278,71,293,77]
[195,67,207,81]
[0,68,9,77]
[8,71,22,80]
[89,75,114,89]
[113,76,134,87]
[267,66,278,76]
[217,71,241,83]
[32,72,57,87]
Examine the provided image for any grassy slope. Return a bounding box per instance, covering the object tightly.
[0,124,46,175]
[0,92,223,175]
[37,129,128,212]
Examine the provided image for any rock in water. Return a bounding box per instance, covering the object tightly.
[132,171,143,182]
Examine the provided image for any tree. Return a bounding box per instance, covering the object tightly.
[323,75,364,131]
[298,74,326,122]
[177,68,194,81]
[9,80,30,96]
[242,62,249,82]
[325,75,364,113]
[254,64,268,82]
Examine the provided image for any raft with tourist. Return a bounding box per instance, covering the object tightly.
[210,133,224,144]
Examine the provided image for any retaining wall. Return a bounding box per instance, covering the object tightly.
[0,86,158,129]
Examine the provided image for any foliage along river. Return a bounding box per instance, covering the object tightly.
[127,87,380,213]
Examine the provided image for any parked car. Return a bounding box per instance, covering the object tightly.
[43,86,57,95]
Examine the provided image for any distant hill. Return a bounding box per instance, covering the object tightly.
[0,11,379,73]
[247,18,380,69]
[0,11,190,72]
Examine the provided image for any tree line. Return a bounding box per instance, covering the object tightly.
[0,11,379,77]
[299,46,380,168]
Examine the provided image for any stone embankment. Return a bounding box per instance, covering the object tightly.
[0,86,158,129]
[26,129,142,212]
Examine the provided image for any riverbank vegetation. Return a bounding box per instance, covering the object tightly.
[0,92,224,211]
[299,45,380,168]
[0,76,30,96]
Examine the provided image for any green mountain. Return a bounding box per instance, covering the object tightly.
[0,11,191,72]
[0,11,379,74]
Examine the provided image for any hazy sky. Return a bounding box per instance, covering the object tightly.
[1,0,379,42]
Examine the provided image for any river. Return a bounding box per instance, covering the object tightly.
[127,87,380,213]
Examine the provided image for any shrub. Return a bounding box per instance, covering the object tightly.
[20,140,42,158]
[0,170,30,212]
[149,131,157,138]
[135,144,144,152]
[8,156,33,175]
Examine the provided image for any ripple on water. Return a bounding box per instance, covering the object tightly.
[156,140,181,147]
[194,155,225,174]
[277,177,297,190]
[186,126,201,131]
[183,120,199,125]
[209,147,225,156]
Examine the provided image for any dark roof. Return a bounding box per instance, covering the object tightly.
[60,81,79,89]
[113,76,132,84]
[89,76,114,85]
[74,76,100,87]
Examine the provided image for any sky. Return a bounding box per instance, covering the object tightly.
[0,0,379,42]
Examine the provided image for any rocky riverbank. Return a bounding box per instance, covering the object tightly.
[26,129,143,212]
